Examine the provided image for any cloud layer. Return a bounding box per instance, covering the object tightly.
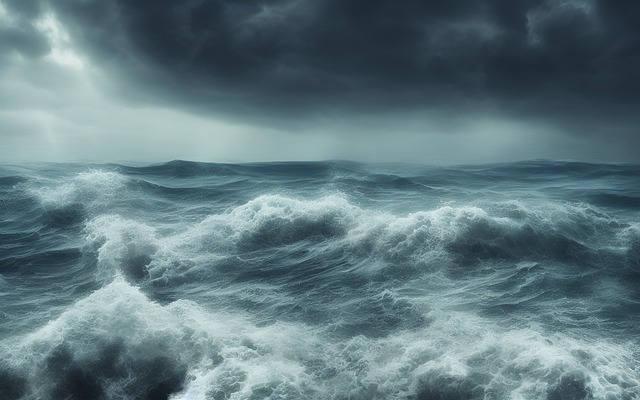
[1,0,639,162]
[46,1,639,112]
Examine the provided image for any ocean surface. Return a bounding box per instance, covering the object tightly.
[1,160,639,400]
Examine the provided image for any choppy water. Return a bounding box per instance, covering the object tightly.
[1,160,639,400]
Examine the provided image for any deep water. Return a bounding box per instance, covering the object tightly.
[1,160,639,400]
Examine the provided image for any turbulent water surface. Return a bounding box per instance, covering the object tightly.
[1,160,639,400]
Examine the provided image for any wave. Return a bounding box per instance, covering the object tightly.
[69,192,640,348]
[1,279,637,399]
[28,170,128,211]
[3,161,640,399]
[586,192,640,210]
[79,194,631,283]
[124,160,350,179]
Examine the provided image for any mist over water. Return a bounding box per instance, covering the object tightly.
[1,160,639,399]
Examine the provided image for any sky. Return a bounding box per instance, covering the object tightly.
[0,0,639,164]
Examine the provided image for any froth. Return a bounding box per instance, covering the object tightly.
[82,194,636,284]
[195,194,361,249]
[85,215,159,282]
[0,279,327,399]
[29,170,127,211]
[5,162,640,399]
[2,280,210,399]
[1,281,638,399]
[84,194,363,282]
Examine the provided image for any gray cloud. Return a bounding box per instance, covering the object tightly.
[0,26,49,59]
[0,1,49,64]
[1,0,639,162]
[40,1,637,112]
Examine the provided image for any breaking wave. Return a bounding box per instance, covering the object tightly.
[1,160,639,399]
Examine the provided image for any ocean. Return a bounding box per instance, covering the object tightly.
[0,160,639,400]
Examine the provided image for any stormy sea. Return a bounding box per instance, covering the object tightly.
[1,160,639,400]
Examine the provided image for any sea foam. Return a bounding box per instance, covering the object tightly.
[2,161,639,399]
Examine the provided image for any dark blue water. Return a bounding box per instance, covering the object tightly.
[1,160,639,399]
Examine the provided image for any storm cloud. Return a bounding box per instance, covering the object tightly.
[43,1,639,113]
[0,0,639,162]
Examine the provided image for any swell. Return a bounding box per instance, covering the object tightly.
[71,192,638,343]
[122,159,354,179]
[2,161,640,399]
[585,192,640,209]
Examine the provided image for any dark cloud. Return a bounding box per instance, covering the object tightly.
[0,0,50,62]
[5,0,640,142]
[0,26,49,59]
[3,0,44,18]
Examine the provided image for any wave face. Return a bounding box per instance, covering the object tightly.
[1,160,639,399]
